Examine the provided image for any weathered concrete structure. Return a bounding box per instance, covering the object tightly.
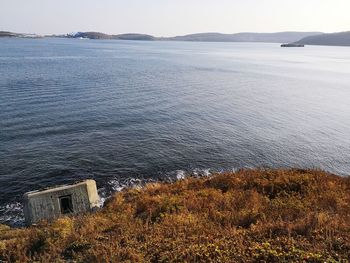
[23,180,100,225]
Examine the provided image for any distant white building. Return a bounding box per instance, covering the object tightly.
[23,180,100,225]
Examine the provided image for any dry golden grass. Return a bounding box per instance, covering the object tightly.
[1,169,350,262]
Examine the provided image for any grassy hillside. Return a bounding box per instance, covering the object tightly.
[1,169,350,262]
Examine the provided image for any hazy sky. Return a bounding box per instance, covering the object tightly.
[1,0,350,36]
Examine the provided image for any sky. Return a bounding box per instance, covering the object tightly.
[1,0,350,36]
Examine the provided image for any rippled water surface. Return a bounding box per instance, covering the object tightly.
[1,38,350,224]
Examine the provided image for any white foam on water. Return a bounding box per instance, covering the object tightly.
[107,177,146,192]
[193,168,211,177]
[0,202,25,226]
[176,170,186,180]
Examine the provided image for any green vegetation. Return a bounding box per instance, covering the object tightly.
[1,169,350,262]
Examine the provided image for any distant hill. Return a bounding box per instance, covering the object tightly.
[165,32,322,43]
[0,31,42,38]
[295,31,350,46]
[69,32,155,40]
[6,30,350,46]
[0,31,21,37]
[72,32,113,39]
[114,33,155,41]
[63,31,321,43]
